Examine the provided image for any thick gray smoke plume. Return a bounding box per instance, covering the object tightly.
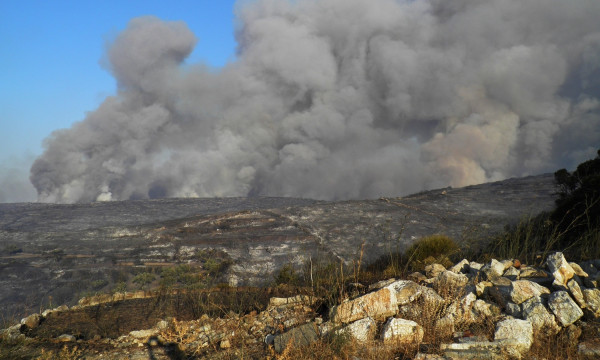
[31,0,600,203]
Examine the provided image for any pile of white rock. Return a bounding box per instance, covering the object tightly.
[272,251,600,359]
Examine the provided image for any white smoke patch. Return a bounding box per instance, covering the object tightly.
[30,1,600,203]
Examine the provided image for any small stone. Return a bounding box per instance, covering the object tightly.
[449,259,470,274]
[475,281,492,297]
[220,339,231,349]
[481,259,506,280]
[57,334,76,342]
[513,259,522,269]
[503,266,520,281]
[548,291,583,327]
[570,263,589,278]
[546,252,575,287]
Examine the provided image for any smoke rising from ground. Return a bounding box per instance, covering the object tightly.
[31,0,600,203]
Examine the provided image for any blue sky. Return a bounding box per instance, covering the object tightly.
[0,0,238,200]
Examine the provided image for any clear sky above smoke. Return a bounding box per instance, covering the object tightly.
[3,0,600,203]
[0,0,237,202]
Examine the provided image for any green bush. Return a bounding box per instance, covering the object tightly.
[552,149,600,248]
[132,272,155,290]
[274,264,301,286]
[404,234,459,271]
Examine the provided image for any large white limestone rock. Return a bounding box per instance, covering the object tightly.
[381,318,424,344]
[494,318,534,358]
[329,287,397,324]
[337,317,377,342]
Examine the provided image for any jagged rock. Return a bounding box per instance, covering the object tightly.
[566,278,586,308]
[499,280,551,305]
[494,318,533,358]
[386,280,422,305]
[57,334,76,342]
[433,271,469,298]
[583,288,600,319]
[480,259,506,280]
[337,317,376,342]
[220,339,231,349]
[503,266,520,281]
[519,266,552,285]
[21,313,41,329]
[469,261,483,276]
[548,291,583,326]
[505,302,522,318]
[475,281,492,297]
[425,263,446,278]
[546,252,576,287]
[398,286,445,320]
[579,342,600,359]
[489,276,512,287]
[450,259,470,274]
[381,318,424,344]
[500,260,514,271]
[570,263,589,278]
[273,322,319,353]
[330,287,397,324]
[472,299,501,318]
[522,296,560,335]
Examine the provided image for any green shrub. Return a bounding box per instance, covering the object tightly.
[274,264,301,286]
[132,272,155,290]
[404,234,458,271]
[552,149,600,250]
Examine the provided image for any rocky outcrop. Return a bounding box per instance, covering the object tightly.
[2,251,599,359]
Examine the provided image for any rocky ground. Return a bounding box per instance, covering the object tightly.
[2,251,600,359]
[0,174,556,320]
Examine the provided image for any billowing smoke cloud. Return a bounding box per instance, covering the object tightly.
[31,0,600,203]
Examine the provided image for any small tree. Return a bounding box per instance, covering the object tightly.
[552,149,600,244]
